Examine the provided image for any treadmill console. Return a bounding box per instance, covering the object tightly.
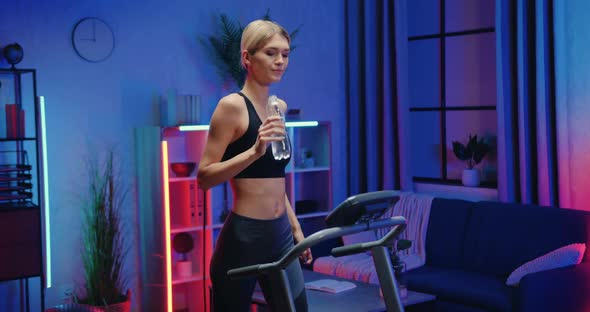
[325,191,400,227]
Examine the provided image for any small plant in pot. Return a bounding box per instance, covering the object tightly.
[173,232,195,278]
[452,134,489,187]
[48,150,131,312]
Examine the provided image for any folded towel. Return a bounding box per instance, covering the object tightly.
[377,192,433,270]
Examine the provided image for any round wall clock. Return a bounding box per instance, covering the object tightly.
[71,17,115,63]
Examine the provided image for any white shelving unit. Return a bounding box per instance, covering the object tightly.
[136,121,332,312]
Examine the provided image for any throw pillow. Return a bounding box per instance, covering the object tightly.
[506,243,586,286]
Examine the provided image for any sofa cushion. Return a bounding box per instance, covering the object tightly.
[517,263,590,312]
[425,198,474,269]
[506,243,585,286]
[405,265,513,312]
[462,201,590,277]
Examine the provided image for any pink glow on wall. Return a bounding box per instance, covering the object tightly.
[161,141,173,312]
[554,92,590,211]
[554,0,590,211]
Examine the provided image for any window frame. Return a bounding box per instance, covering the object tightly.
[408,0,497,188]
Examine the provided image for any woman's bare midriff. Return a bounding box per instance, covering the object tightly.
[230,177,287,219]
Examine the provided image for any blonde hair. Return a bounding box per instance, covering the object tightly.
[241,20,290,69]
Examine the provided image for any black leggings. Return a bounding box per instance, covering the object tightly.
[210,211,308,312]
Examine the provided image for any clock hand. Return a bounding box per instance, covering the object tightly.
[92,19,96,42]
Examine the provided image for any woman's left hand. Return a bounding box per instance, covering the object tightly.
[293,229,313,265]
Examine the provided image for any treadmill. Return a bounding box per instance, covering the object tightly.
[228,190,407,312]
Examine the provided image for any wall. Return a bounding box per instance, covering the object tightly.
[0,0,346,310]
[414,182,498,202]
[554,0,590,211]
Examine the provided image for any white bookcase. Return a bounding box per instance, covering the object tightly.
[135,121,332,312]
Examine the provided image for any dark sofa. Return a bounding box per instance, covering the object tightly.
[314,197,590,312]
[403,198,590,312]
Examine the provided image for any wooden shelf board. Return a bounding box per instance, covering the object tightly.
[209,223,224,230]
[0,201,38,211]
[169,176,196,182]
[170,224,207,234]
[0,137,37,142]
[172,274,210,285]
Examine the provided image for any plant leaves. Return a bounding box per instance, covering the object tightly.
[200,9,301,89]
[452,141,471,161]
[473,137,489,164]
[396,239,412,251]
[453,135,489,167]
[81,150,129,306]
[466,134,478,153]
[173,232,194,254]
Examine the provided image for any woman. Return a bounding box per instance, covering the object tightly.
[197,19,311,312]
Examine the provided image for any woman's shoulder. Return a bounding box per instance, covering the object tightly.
[216,93,247,114]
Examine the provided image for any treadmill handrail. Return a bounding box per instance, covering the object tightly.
[227,216,406,279]
[331,221,406,257]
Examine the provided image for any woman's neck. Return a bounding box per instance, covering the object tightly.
[241,78,270,108]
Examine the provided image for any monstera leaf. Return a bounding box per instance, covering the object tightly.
[452,134,489,169]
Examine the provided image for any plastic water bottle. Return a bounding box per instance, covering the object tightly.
[267,95,291,160]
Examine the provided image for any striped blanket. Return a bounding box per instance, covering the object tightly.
[314,192,433,284]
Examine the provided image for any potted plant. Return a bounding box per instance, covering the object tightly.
[452,134,489,187]
[47,151,130,312]
[172,232,195,277]
[76,150,130,311]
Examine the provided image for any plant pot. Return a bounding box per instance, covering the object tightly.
[176,260,193,277]
[46,290,131,312]
[462,169,480,187]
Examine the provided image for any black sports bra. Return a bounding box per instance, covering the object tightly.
[221,92,290,178]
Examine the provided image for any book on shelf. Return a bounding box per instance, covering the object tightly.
[304,279,357,294]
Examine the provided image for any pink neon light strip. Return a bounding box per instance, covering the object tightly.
[161,141,173,312]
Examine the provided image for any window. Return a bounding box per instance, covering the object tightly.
[407,0,497,187]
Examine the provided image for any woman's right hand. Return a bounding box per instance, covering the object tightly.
[252,115,285,157]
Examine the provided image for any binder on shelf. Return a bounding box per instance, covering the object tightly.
[195,185,205,227]
[169,179,206,228]
[0,164,32,172]
[176,94,201,125]
[4,104,25,138]
[160,89,202,127]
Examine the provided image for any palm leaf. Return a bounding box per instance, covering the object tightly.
[200,10,302,89]
[452,141,471,161]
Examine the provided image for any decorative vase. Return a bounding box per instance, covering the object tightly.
[462,169,480,187]
[176,260,193,277]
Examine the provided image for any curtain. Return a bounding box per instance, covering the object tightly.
[345,0,412,196]
[496,0,560,205]
[496,0,590,209]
